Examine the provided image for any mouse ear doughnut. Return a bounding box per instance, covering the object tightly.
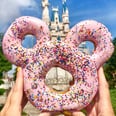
[2,17,114,112]
[2,16,50,67]
[65,20,114,68]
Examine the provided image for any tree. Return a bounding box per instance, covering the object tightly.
[0,33,3,46]
[0,46,12,77]
[104,38,116,88]
[0,33,12,110]
[0,33,12,92]
[0,33,12,77]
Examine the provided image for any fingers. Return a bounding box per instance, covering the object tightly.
[0,67,29,116]
[85,105,97,116]
[72,111,85,116]
[21,92,28,109]
[0,87,14,114]
[38,112,51,116]
[85,94,98,116]
[98,67,109,89]
[39,111,85,116]
[0,67,25,115]
[85,67,110,115]
[10,67,24,107]
[97,67,110,100]
[97,67,115,116]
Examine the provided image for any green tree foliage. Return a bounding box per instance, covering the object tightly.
[0,80,4,85]
[0,46,12,77]
[0,33,12,78]
[104,38,116,88]
[0,88,6,95]
[0,33,3,46]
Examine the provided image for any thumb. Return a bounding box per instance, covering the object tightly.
[10,67,24,107]
[98,67,110,100]
[97,67,114,115]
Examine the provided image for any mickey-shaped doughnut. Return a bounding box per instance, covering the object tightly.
[2,16,114,111]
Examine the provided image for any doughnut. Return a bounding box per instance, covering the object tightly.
[2,16,114,111]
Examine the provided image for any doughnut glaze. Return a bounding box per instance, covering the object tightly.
[2,16,114,111]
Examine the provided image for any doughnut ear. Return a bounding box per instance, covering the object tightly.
[2,16,50,67]
[66,20,114,68]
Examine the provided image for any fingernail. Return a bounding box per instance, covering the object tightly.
[17,67,21,72]
[63,111,72,116]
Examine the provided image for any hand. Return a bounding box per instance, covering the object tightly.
[72,67,115,116]
[0,68,28,116]
[0,67,114,116]
[0,67,50,116]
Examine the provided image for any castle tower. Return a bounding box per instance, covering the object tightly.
[50,7,64,41]
[62,0,70,33]
[51,7,60,24]
[41,0,89,55]
[42,0,50,25]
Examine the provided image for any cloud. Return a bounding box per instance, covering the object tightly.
[0,0,37,32]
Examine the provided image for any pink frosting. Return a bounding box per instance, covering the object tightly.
[2,16,114,111]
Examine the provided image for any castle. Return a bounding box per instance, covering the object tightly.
[42,0,69,41]
[41,0,89,54]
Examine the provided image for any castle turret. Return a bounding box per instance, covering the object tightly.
[62,0,69,33]
[42,0,50,25]
[51,7,60,25]
[50,7,63,41]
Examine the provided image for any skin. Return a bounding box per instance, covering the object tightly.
[72,68,115,116]
[0,67,114,116]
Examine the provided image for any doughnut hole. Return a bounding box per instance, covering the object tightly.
[78,41,95,55]
[22,35,37,48]
[45,67,74,93]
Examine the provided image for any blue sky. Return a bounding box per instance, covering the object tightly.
[0,0,116,37]
[0,0,116,42]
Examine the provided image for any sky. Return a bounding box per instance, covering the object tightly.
[0,0,116,37]
[0,0,115,76]
[0,0,116,45]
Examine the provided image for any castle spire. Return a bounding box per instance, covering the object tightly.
[62,0,66,4]
[62,0,69,33]
[62,0,68,13]
[51,7,60,23]
[42,0,50,25]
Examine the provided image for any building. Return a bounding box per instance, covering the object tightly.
[42,0,69,42]
[0,65,16,90]
[41,0,89,54]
